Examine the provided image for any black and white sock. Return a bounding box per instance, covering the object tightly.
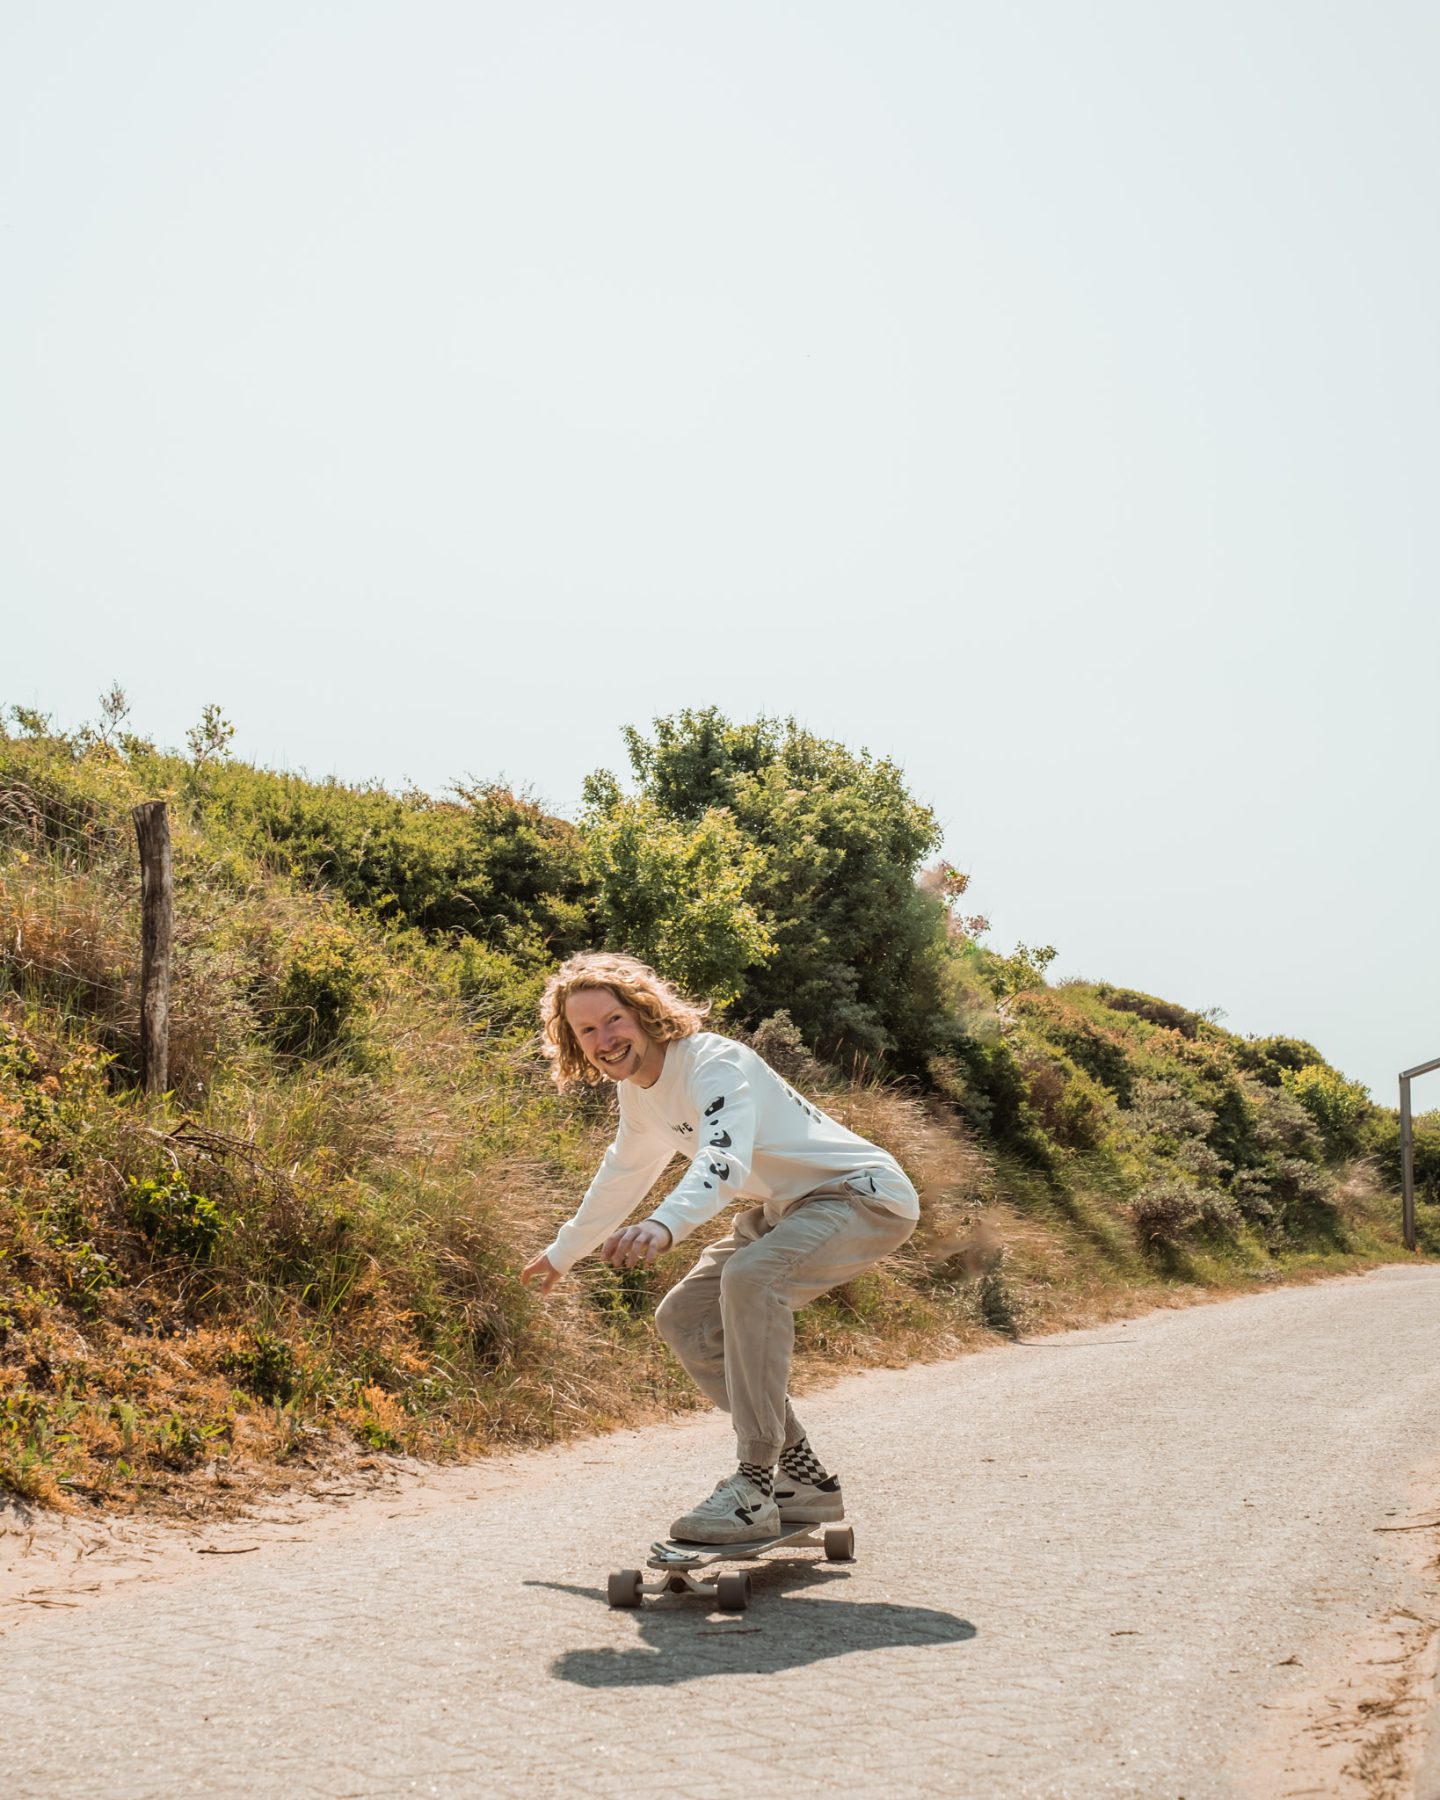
[738,1460,774,1498]
[778,1437,828,1484]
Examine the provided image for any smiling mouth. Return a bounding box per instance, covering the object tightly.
[597,1045,631,1068]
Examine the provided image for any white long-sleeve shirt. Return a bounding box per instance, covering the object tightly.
[542,1031,919,1274]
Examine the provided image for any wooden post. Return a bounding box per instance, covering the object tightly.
[132,800,173,1096]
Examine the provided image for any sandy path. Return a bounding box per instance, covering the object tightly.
[3,1265,1440,1799]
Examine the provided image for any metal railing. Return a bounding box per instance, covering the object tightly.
[1400,1055,1440,1252]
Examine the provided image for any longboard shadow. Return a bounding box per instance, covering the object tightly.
[529,1563,976,1687]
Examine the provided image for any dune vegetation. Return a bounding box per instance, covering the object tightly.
[2,694,1434,1514]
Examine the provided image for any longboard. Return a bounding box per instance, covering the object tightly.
[606,1520,855,1611]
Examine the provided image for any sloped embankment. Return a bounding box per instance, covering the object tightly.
[0,728,1425,1517]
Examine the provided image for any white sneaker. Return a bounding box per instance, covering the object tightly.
[669,1473,781,1544]
[774,1470,844,1523]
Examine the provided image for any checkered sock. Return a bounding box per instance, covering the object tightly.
[778,1437,828,1484]
[738,1461,774,1498]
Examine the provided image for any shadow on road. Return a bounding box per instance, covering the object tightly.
[531,1561,976,1687]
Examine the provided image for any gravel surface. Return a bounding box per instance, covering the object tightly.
[4,1264,1440,1799]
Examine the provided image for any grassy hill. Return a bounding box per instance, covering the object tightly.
[2,702,1434,1514]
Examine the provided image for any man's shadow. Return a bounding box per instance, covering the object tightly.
[530,1561,976,1688]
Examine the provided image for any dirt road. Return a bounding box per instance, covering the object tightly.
[4,1266,1440,1798]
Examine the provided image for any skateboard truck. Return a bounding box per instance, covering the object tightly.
[607,1521,856,1612]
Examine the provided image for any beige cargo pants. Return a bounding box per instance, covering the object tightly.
[653,1182,917,1467]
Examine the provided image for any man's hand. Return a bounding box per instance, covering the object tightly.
[520,1251,563,1294]
[601,1220,672,1271]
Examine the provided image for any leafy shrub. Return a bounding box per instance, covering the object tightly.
[1251,1086,1325,1161]
[1020,1053,1109,1151]
[977,1257,1020,1336]
[1127,1178,1238,1245]
[983,942,1058,999]
[1229,1167,1277,1225]
[933,1036,1054,1169]
[1235,1035,1328,1089]
[598,709,947,1069]
[224,1330,301,1404]
[744,1011,827,1090]
[200,765,596,951]
[1094,986,1202,1038]
[1279,1064,1370,1155]
[270,920,382,1056]
[1366,1110,1440,1205]
[1128,1078,1215,1147]
[1011,993,1136,1103]
[580,785,773,1009]
[443,937,548,1031]
[126,1175,222,1261]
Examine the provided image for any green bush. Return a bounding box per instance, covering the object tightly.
[580,783,773,1009]
[1366,1110,1440,1204]
[1279,1063,1370,1155]
[126,1175,222,1262]
[443,937,548,1031]
[1012,993,1137,1104]
[270,920,382,1056]
[1129,1179,1201,1245]
[1020,1052,1110,1152]
[596,709,947,1069]
[1235,1034,1329,1089]
[1093,986,1202,1039]
[933,1036,1055,1169]
[224,1330,302,1404]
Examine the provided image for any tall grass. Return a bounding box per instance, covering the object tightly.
[0,725,1427,1513]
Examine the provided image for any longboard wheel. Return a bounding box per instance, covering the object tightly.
[716,1572,752,1612]
[607,1569,643,1608]
[823,1525,856,1562]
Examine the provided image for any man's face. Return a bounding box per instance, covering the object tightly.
[565,987,663,1086]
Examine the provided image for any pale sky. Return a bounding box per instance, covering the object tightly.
[3,2,1437,1103]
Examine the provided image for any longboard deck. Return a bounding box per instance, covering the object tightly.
[611,1519,855,1609]
[647,1521,841,1568]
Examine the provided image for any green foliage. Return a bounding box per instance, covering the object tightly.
[1093,985,1202,1039]
[1235,1034,1328,1088]
[270,919,383,1057]
[126,1175,223,1262]
[932,1036,1055,1169]
[1128,1178,1238,1247]
[1020,1053,1110,1152]
[580,785,772,1009]
[186,703,235,767]
[600,708,946,1067]
[983,942,1058,999]
[441,937,548,1030]
[1011,991,1136,1103]
[224,1330,301,1405]
[199,766,595,952]
[1362,1108,1440,1204]
[1279,1063,1370,1155]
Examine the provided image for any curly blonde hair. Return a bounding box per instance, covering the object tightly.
[539,952,709,1089]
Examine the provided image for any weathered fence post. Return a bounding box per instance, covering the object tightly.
[132,800,173,1095]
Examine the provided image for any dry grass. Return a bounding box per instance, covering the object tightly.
[0,815,1425,1522]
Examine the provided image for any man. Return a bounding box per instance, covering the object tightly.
[521,951,918,1544]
